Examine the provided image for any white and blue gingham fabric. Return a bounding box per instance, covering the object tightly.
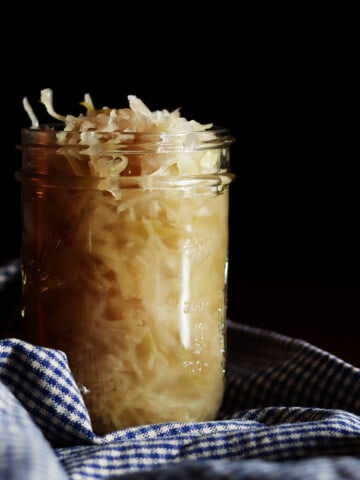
[1,259,360,479]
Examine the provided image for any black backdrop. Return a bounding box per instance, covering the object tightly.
[1,7,359,363]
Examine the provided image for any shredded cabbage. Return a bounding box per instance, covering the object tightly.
[23,89,223,179]
[20,90,232,433]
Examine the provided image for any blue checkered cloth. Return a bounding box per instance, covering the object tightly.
[1,259,360,479]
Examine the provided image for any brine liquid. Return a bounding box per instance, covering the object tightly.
[21,182,229,434]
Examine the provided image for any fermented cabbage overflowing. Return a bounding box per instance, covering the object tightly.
[19,90,234,434]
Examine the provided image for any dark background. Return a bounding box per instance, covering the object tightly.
[1,7,359,365]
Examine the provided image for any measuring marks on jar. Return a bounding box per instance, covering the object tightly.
[179,234,225,372]
[183,235,215,263]
[179,235,212,349]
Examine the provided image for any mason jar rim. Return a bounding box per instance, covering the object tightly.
[18,123,236,153]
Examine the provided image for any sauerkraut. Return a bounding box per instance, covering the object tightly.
[18,90,234,434]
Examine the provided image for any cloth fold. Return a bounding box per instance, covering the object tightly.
[1,260,360,479]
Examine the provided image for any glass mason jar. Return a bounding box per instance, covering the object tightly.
[16,125,235,434]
